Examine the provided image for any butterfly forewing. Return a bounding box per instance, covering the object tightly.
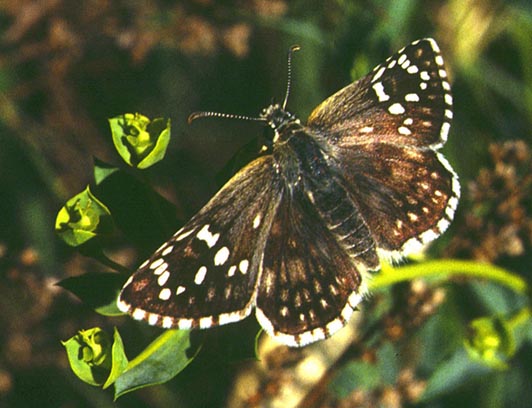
[118,156,282,329]
[308,38,453,149]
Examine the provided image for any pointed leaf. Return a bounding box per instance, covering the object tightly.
[94,158,120,185]
[114,329,197,398]
[93,167,179,252]
[57,272,127,316]
[103,328,129,389]
[420,348,491,402]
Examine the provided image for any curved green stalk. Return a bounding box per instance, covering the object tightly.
[369,259,528,295]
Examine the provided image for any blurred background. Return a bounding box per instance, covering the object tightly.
[0,0,531,407]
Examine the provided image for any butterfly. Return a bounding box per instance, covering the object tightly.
[117,38,460,347]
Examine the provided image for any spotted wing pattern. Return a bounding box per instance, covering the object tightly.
[118,156,281,330]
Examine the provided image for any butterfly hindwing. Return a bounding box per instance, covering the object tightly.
[255,130,379,346]
[255,186,366,347]
[118,156,282,329]
[333,143,459,256]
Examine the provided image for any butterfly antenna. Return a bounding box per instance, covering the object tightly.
[282,44,301,110]
[187,111,266,125]
[189,45,300,124]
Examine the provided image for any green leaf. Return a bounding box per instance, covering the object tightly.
[329,361,381,399]
[93,166,179,251]
[93,158,120,185]
[109,113,171,169]
[55,186,113,246]
[57,272,127,316]
[376,342,399,385]
[138,117,171,169]
[103,328,129,389]
[420,348,492,402]
[416,299,465,370]
[469,281,526,315]
[114,329,197,398]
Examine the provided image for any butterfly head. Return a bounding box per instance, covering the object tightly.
[260,103,300,142]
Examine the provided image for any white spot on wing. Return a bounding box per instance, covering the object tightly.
[176,285,186,295]
[405,93,420,102]
[199,317,213,328]
[372,82,390,102]
[359,126,374,133]
[325,319,343,335]
[420,229,439,243]
[132,309,146,320]
[227,265,237,277]
[420,71,430,81]
[162,246,173,256]
[239,259,249,274]
[162,317,174,328]
[159,288,171,300]
[441,122,451,141]
[175,228,195,241]
[196,224,220,248]
[153,262,168,276]
[157,270,170,286]
[445,94,453,106]
[372,66,385,83]
[388,103,405,115]
[194,266,207,284]
[214,246,230,266]
[139,259,149,269]
[218,312,244,326]
[253,214,262,229]
[178,319,193,330]
[149,258,164,270]
[116,298,131,312]
[148,313,159,325]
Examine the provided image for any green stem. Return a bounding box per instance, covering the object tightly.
[89,248,130,274]
[507,306,531,331]
[96,252,131,274]
[369,259,528,295]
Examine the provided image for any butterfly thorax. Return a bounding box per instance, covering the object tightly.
[261,103,301,144]
[260,103,324,189]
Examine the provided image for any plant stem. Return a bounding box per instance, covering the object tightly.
[369,259,528,295]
